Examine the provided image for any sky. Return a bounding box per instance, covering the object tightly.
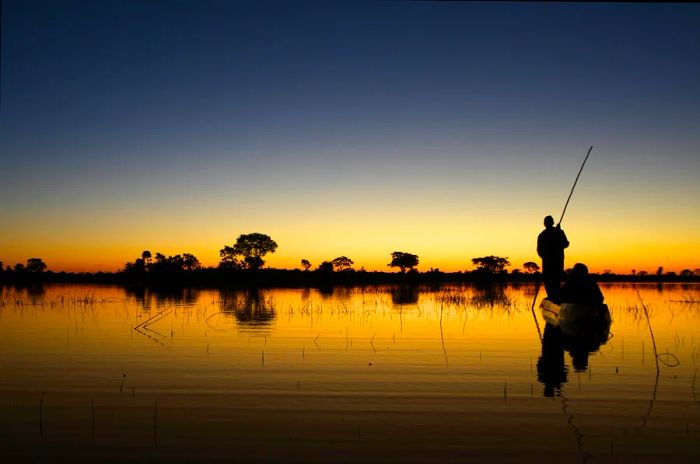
[1,0,699,273]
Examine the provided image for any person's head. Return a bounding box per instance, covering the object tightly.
[544,216,555,228]
[571,263,589,279]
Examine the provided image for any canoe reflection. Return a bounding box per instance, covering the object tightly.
[537,316,612,397]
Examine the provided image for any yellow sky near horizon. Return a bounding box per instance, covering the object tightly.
[2,203,698,274]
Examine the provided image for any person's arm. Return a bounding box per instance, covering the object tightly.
[537,233,544,258]
[560,230,570,249]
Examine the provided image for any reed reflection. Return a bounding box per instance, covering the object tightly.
[472,283,511,308]
[320,286,352,302]
[433,284,514,312]
[1,283,48,305]
[300,287,311,302]
[21,283,46,304]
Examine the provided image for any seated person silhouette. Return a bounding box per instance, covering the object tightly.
[559,263,604,306]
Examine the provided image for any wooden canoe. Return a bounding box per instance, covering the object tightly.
[540,298,612,342]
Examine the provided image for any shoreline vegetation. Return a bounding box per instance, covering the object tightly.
[0,267,700,288]
[2,233,698,288]
[2,266,698,289]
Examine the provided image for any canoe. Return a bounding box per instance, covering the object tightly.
[540,298,612,343]
[541,298,610,325]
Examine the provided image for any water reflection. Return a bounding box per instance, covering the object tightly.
[300,286,311,302]
[537,325,568,397]
[5,282,48,304]
[390,285,420,306]
[1,283,698,463]
[537,318,612,397]
[471,283,511,308]
[434,283,514,311]
[219,288,276,330]
[323,286,353,302]
[26,283,46,302]
[125,285,201,310]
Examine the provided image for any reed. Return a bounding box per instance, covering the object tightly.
[635,290,680,369]
[134,305,174,330]
[670,292,700,304]
[39,392,44,439]
[153,402,158,448]
[91,399,95,445]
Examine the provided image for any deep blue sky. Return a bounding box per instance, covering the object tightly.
[1,1,699,271]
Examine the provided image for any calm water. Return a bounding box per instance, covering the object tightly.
[1,283,699,463]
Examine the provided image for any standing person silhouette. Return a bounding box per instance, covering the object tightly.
[537,215,569,302]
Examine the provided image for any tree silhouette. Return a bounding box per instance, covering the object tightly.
[523,261,540,274]
[219,246,241,269]
[125,254,150,273]
[301,259,311,271]
[26,258,47,273]
[331,256,354,272]
[171,254,186,270]
[471,256,510,274]
[14,263,25,272]
[124,251,200,273]
[152,253,173,272]
[656,266,664,276]
[220,233,278,270]
[124,259,144,273]
[317,261,334,273]
[388,251,419,273]
[182,253,201,271]
[244,256,264,270]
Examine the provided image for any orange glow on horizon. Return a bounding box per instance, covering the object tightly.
[1,192,698,275]
[3,242,700,274]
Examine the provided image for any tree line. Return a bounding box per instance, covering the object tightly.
[2,232,698,282]
[0,258,48,274]
[121,234,521,276]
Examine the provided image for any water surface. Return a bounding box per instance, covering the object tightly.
[1,283,699,462]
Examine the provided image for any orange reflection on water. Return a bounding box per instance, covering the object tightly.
[0,283,699,461]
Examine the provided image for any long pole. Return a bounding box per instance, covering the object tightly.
[530,281,543,342]
[558,146,593,226]
[532,146,593,342]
